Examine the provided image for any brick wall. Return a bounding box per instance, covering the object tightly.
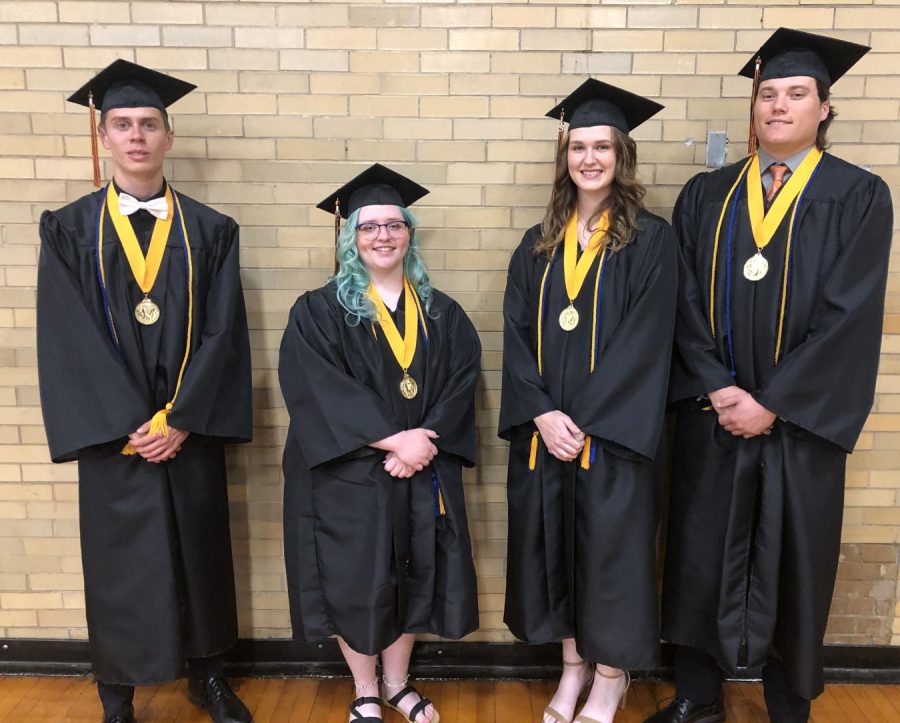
[0,0,898,647]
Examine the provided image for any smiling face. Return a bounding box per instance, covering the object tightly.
[355,204,410,276]
[754,76,829,159]
[98,107,173,186]
[567,125,617,203]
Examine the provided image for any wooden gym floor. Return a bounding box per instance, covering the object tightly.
[1,675,898,722]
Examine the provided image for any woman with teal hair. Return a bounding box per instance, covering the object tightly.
[279,164,481,723]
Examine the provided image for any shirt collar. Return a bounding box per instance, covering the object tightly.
[111,178,168,202]
[757,146,814,175]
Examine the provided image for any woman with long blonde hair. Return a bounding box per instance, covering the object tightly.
[500,79,677,723]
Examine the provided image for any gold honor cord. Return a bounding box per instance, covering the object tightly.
[369,278,427,399]
[106,183,173,325]
[709,157,754,337]
[559,212,609,330]
[744,148,822,281]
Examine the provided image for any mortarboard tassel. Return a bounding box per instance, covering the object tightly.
[89,91,101,188]
[333,198,340,273]
[748,56,761,155]
[557,108,565,152]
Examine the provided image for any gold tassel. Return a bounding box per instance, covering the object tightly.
[528,431,539,471]
[148,402,173,438]
[333,198,340,274]
[748,55,761,155]
[438,490,446,516]
[557,108,565,152]
[89,91,101,188]
[580,435,592,470]
[121,442,137,455]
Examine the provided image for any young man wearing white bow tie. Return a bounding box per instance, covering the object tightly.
[37,61,253,723]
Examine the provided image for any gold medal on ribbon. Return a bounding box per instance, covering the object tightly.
[399,373,418,400]
[743,149,822,283]
[369,278,428,400]
[560,212,607,331]
[558,304,579,331]
[742,253,769,281]
[134,296,161,325]
[106,184,173,325]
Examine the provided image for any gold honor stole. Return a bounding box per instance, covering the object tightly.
[530,213,609,472]
[98,184,195,455]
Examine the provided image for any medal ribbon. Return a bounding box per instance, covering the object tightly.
[368,277,425,376]
[563,211,608,303]
[106,183,173,295]
[746,148,822,253]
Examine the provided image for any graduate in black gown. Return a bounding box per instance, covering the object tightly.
[36,61,252,723]
[279,164,480,723]
[650,30,894,723]
[500,80,677,723]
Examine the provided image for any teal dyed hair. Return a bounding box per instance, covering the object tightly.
[332,207,435,326]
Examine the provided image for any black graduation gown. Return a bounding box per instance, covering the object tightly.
[500,211,677,669]
[664,153,893,699]
[279,284,480,656]
[37,185,252,686]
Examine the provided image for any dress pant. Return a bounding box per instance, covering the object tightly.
[97,654,225,715]
[674,645,811,723]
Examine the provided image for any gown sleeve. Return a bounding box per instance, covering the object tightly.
[165,217,252,443]
[278,290,403,469]
[669,172,739,403]
[567,219,679,460]
[753,176,894,452]
[419,301,482,466]
[37,210,149,462]
[498,230,557,440]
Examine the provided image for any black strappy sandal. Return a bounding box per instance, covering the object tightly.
[349,695,383,722]
[384,684,440,723]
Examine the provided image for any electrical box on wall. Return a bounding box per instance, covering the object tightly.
[706,131,728,168]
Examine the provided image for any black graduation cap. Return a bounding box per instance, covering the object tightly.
[546,78,664,135]
[316,163,429,220]
[738,28,869,86]
[68,59,196,115]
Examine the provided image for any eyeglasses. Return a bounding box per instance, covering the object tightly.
[356,221,410,238]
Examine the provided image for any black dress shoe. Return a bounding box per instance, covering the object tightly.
[187,676,253,723]
[103,706,136,723]
[644,697,725,723]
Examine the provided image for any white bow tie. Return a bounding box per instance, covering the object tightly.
[118,192,169,220]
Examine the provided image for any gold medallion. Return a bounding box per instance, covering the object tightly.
[399,373,418,400]
[134,296,160,325]
[742,253,769,282]
[558,304,579,331]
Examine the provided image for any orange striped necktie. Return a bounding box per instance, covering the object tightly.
[766,163,788,204]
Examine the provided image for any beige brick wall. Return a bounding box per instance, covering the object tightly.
[0,0,898,648]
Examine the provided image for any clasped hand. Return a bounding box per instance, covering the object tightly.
[534,410,585,462]
[374,428,439,479]
[128,420,189,463]
[708,385,776,439]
